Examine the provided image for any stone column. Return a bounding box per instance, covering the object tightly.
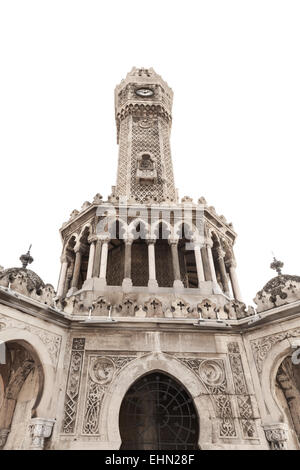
[99,239,109,280]
[201,246,211,281]
[227,260,242,301]
[122,238,133,288]
[194,242,205,284]
[216,247,230,296]
[86,241,96,280]
[206,240,218,284]
[92,238,102,278]
[169,239,183,288]
[147,239,158,288]
[71,248,82,289]
[29,418,55,450]
[56,256,68,297]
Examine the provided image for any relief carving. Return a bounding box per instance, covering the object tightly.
[178,357,236,438]
[82,354,137,435]
[227,342,257,439]
[250,327,300,375]
[0,314,61,368]
[61,338,85,434]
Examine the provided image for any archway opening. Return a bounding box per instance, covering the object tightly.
[119,372,199,450]
[131,223,149,287]
[0,340,43,449]
[276,355,300,446]
[177,224,198,288]
[107,220,125,286]
[154,222,173,287]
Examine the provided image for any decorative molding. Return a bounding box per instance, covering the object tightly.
[82,354,137,435]
[228,342,257,439]
[250,327,300,375]
[178,357,236,438]
[61,338,85,434]
[0,313,61,368]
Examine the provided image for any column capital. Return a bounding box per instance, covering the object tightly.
[88,235,98,243]
[205,239,213,248]
[124,237,134,246]
[29,418,55,450]
[263,423,288,450]
[74,242,85,254]
[168,238,179,246]
[226,258,237,269]
[146,237,157,245]
[60,254,68,263]
[216,247,226,259]
[98,235,110,243]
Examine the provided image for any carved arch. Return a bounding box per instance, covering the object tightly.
[100,352,216,449]
[0,327,56,418]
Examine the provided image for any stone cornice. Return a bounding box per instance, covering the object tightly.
[1,285,300,334]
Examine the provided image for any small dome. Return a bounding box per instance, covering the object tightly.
[0,267,45,294]
[261,274,300,293]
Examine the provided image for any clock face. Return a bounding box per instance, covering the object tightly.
[135,88,154,97]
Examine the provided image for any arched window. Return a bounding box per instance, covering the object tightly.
[119,372,199,450]
[107,220,125,286]
[154,223,173,287]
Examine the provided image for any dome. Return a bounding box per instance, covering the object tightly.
[0,267,45,294]
[261,274,300,294]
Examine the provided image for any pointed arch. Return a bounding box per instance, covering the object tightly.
[100,352,215,450]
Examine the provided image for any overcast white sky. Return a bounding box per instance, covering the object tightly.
[0,0,299,306]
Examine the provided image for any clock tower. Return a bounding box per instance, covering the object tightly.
[114,67,177,203]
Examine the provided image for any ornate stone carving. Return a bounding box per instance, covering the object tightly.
[89,357,115,385]
[81,201,91,211]
[93,193,103,204]
[63,295,86,315]
[61,338,85,434]
[263,423,288,450]
[0,314,61,367]
[171,299,191,318]
[144,298,163,318]
[91,296,111,316]
[118,298,137,316]
[197,299,217,320]
[251,327,300,374]
[69,209,79,220]
[224,300,249,320]
[178,357,236,438]
[0,268,56,306]
[198,360,225,388]
[254,275,300,313]
[228,342,257,439]
[83,354,136,435]
[29,418,55,450]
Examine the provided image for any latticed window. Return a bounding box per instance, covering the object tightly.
[119,372,199,450]
[131,240,149,286]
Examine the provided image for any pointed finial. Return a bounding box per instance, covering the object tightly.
[20,245,34,269]
[270,256,284,276]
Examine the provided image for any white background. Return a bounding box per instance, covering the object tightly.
[0,0,299,305]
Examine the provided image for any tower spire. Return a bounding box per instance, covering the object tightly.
[114,67,176,204]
